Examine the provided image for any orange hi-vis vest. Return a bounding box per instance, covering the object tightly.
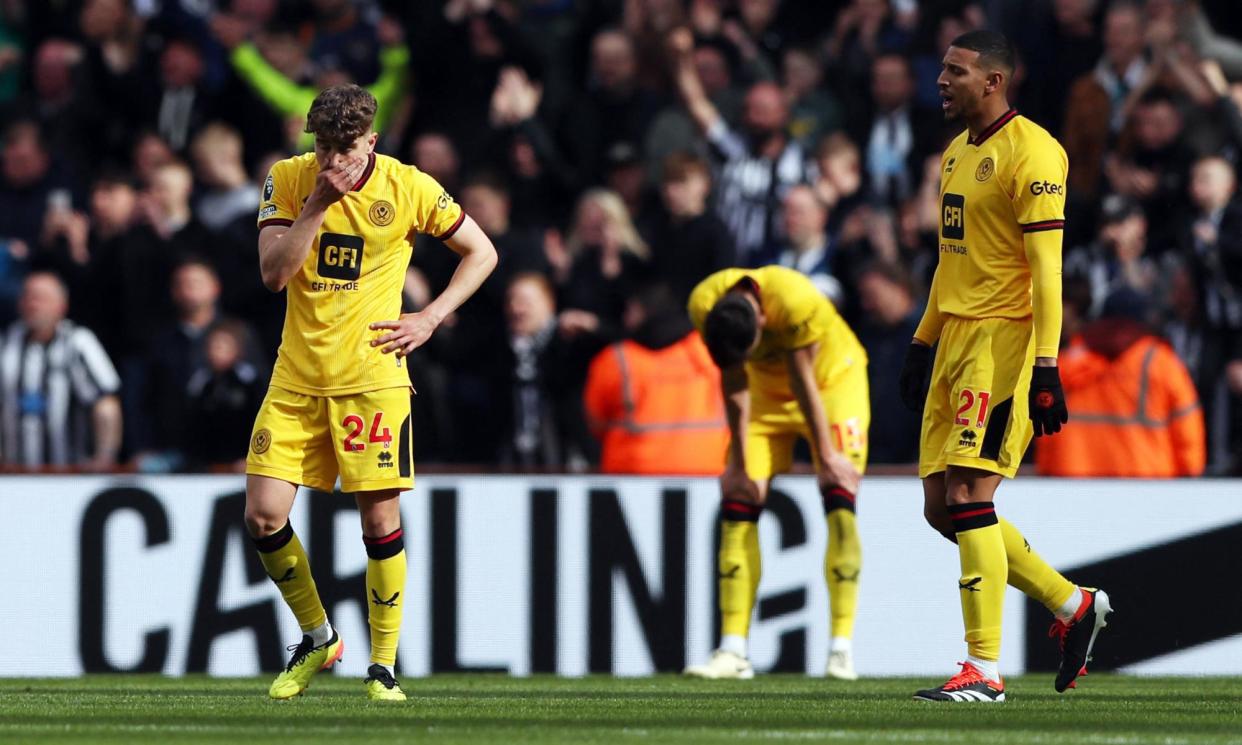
[584,331,728,475]
[1035,333,1205,477]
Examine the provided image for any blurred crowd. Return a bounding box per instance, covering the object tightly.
[0,0,1240,476]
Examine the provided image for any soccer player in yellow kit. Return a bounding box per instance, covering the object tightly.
[684,266,868,681]
[898,32,1111,703]
[243,85,497,701]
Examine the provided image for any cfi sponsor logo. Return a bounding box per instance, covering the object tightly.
[369,199,395,226]
[975,157,994,182]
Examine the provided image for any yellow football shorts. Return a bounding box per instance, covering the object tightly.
[742,361,870,481]
[919,316,1035,479]
[246,385,414,493]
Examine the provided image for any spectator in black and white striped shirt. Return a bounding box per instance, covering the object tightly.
[669,28,816,266]
[0,272,122,469]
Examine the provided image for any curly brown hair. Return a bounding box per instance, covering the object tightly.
[304,84,377,148]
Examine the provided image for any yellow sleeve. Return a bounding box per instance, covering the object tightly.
[257,159,298,230]
[781,276,828,350]
[405,168,465,240]
[913,266,945,345]
[1012,134,1068,358]
[1024,230,1063,358]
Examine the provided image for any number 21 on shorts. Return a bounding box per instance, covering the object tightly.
[955,388,991,428]
[342,412,393,452]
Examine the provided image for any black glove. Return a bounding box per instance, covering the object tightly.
[898,343,933,413]
[1029,365,1069,436]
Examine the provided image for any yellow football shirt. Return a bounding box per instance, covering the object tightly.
[687,266,867,396]
[257,152,464,396]
[925,110,1067,355]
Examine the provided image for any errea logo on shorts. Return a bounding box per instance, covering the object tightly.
[1029,180,1064,196]
[957,429,978,449]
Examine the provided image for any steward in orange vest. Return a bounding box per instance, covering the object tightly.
[584,285,728,474]
[1036,291,1205,477]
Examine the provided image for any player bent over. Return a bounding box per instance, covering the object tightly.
[684,267,868,680]
[244,85,496,700]
[900,31,1109,703]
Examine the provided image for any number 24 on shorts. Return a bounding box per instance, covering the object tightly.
[342,412,393,452]
[955,388,991,428]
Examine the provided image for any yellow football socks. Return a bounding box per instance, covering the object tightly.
[949,502,1006,662]
[364,527,407,667]
[823,488,861,640]
[719,501,762,639]
[253,521,327,632]
[999,517,1078,614]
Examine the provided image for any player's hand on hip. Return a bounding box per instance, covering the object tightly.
[898,341,932,413]
[720,464,761,503]
[370,311,440,357]
[1029,364,1069,436]
[309,156,367,210]
[818,449,861,497]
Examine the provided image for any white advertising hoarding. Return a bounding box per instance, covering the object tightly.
[0,475,1239,677]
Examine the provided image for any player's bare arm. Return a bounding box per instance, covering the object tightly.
[718,364,760,502]
[787,344,860,496]
[258,154,369,292]
[370,214,498,356]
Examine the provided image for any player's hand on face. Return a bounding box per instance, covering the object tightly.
[720,463,761,503]
[370,310,440,357]
[310,155,367,209]
[818,450,861,498]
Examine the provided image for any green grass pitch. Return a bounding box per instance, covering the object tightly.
[2,674,1240,744]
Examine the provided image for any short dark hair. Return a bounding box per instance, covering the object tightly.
[662,151,710,183]
[207,318,254,352]
[173,253,219,278]
[91,165,138,190]
[305,84,376,147]
[630,281,678,316]
[507,272,555,304]
[703,292,757,368]
[950,30,1017,75]
[1137,86,1178,109]
[462,170,510,197]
